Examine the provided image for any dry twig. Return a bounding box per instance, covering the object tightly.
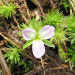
[69,0,75,12]
[0,50,11,75]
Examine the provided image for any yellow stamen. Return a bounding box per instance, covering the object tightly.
[36,39,38,41]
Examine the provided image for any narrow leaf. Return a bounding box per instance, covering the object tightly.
[21,23,28,29]
[23,40,33,49]
[71,38,75,45]
[21,37,24,40]
[43,40,55,48]
[18,32,22,35]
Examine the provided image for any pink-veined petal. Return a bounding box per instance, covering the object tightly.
[22,28,37,40]
[38,25,55,39]
[32,40,45,58]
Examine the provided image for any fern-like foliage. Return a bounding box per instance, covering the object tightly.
[66,46,75,70]
[43,9,64,27]
[50,26,67,44]
[4,43,24,65]
[66,16,75,32]
[66,16,75,45]
[28,19,44,32]
[0,2,16,19]
[68,33,75,45]
[19,19,44,32]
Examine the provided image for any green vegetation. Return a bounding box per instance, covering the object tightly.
[0,2,16,19]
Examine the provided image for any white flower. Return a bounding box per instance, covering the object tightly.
[22,25,55,58]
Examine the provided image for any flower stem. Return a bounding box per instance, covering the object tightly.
[41,57,46,75]
[57,42,66,62]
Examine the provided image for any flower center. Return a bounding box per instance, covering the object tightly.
[35,35,42,41]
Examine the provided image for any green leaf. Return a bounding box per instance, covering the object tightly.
[19,28,24,31]
[71,38,75,45]
[28,19,44,32]
[21,37,24,40]
[42,40,55,48]
[65,58,71,62]
[23,40,33,49]
[0,2,16,19]
[43,9,64,27]
[57,42,66,62]
[20,23,28,29]
[18,32,22,35]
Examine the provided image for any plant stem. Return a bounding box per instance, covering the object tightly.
[41,57,46,75]
[57,42,66,62]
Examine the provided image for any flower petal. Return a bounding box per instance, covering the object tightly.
[38,25,55,39]
[22,28,37,40]
[32,40,45,58]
